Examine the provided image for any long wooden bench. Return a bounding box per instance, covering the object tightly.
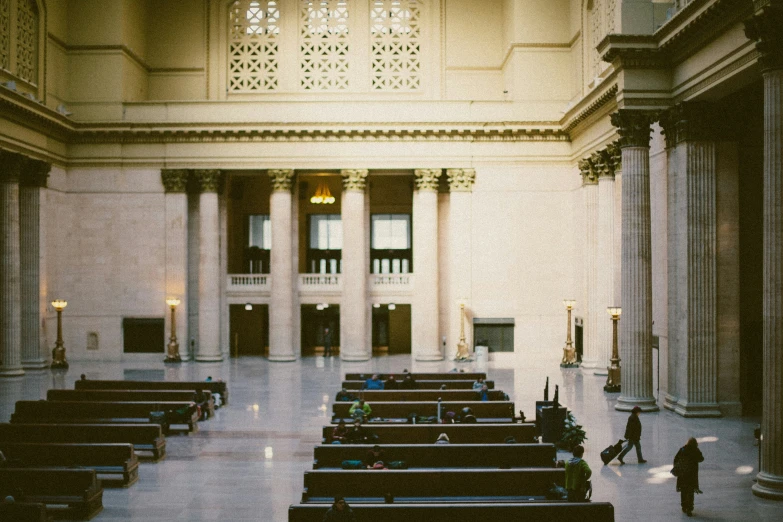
[332,401,515,422]
[0,442,139,487]
[0,502,52,522]
[345,373,487,381]
[322,423,536,444]
[342,390,507,402]
[11,401,200,433]
[0,468,103,520]
[343,380,494,390]
[47,389,215,419]
[0,423,166,460]
[74,379,229,406]
[312,443,556,469]
[288,502,615,522]
[301,468,564,502]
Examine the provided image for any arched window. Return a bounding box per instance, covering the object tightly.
[370,0,421,91]
[0,0,10,71]
[228,0,280,92]
[299,0,350,90]
[16,0,38,84]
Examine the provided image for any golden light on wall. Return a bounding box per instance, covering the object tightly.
[310,182,335,204]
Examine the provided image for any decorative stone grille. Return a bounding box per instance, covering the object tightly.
[605,0,616,34]
[300,0,350,90]
[0,0,9,71]
[370,0,421,91]
[229,0,280,92]
[16,0,37,84]
[590,0,602,80]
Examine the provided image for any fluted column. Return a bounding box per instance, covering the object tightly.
[413,169,442,361]
[340,169,370,361]
[0,151,24,377]
[195,170,223,362]
[580,158,600,372]
[746,2,783,500]
[595,145,618,376]
[268,169,296,362]
[447,169,475,358]
[610,110,658,412]
[162,169,190,361]
[19,159,50,369]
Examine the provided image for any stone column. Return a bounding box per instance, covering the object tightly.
[268,169,296,362]
[162,169,190,360]
[595,146,618,376]
[447,169,475,357]
[340,169,370,361]
[19,159,50,369]
[746,2,783,500]
[0,150,24,377]
[195,170,223,362]
[579,158,599,372]
[610,110,659,412]
[413,169,442,361]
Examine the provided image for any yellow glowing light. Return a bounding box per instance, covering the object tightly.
[696,436,718,443]
[736,466,754,475]
[607,306,622,317]
[51,299,68,311]
[563,299,576,309]
[252,404,259,412]
[166,297,181,307]
[310,182,335,205]
[264,446,274,459]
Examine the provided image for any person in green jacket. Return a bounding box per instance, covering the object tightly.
[565,445,592,501]
[348,399,372,421]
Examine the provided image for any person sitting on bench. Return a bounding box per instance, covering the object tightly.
[349,400,372,422]
[331,420,349,444]
[473,376,485,390]
[345,420,376,444]
[384,375,399,390]
[322,496,357,522]
[364,374,385,390]
[364,445,386,468]
[399,374,417,390]
[336,389,355,402]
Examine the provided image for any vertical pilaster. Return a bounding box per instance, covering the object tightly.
[580,158,599,372]
[610,110,659,412]
[596,146,617,376]
[162,169,190,361]
[268,169,296,362]
[19,159,50,369]
[746,2,783,499]
[413,169,442,361]
[447,169,475,358]
[0,150,24,377]
[195,170,223,362]
[340,169,370,361]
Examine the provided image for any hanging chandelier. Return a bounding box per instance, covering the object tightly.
[310,182,335,204]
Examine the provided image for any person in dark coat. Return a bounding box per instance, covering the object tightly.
[674,437,704,516]
[322,496,356,521]
[384,375,399,390]
[323,327,332,357]
[617,406,647,464]
[399,373,416,390]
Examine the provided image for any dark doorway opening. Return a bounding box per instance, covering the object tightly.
[229,304,269,357]
[301,304,340,356]
[372,304,411,355]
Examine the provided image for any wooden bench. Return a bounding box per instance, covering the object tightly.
[288,502,615,522]
[345,373,487,381]
[0,468,103,520]
[301,468,564,502]
[0,423,166,460]
[0,442,139,487]
[11,401,200,433]
[47,389,215,419]
[341,390,507,402]
[312,443,556,469]
[0,502,52,522]
[332,401,516,423]
[74,379,229,406]
[322,423,536,444]
[342,380,494,390]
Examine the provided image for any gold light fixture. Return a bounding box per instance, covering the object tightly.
[605,306,622,392]
[165,297,182,363]
[310,181,335,204]
[560,299,578,367]
[51,299,69,369]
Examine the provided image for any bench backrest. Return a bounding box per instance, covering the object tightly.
[342,380,494,390]
[0,502,51,522]
[11,400,195,421]
[48,389,209,403]
[0,423,163,445]
[322,423,536,444]
[75,379,228,403]
[340,390,506,402]
[0,443,135,467]
[302,468,564,499]
[332,401,515,421]
[313,443,556,469]
[0,468,100,497]
[345,373,487,381]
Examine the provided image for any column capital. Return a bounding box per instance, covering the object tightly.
[745,3,783,72]
[20,158,51,188]
[446,168,476,192]
[161,169,189,193]
[579,158,598,185]
[268,169,295,192]
[610,110,656,148]
[660,102,718,148]
[341,169,368,191]
[607,141,622,173]
[592,149,616,179]
[414,168,442,191]
[0,149,25,183]
[194,169,222,193]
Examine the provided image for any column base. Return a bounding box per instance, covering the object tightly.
[580,358,599,372]
[615,395,658,412]
[0,368,25,377]
[268,354,296,362]
[340,353,371,362]
[663,393,679,412]
[593,368,609,376]
[672,400,722,418]
[752,472,783,500]
[415,353,444,362]
[21,360,48,370]
[195,355,224,362]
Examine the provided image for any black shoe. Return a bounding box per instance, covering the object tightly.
[618,459,625,465]
[639,459,647,464]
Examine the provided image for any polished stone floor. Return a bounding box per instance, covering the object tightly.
[1,354,781,521]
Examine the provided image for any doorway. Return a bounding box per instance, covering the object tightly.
[301,304,340,356]
[372,304,411,355]
[229,304,268,357]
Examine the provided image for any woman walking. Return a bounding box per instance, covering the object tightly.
[673,437,704,516]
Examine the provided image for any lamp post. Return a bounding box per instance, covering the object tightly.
[455,303,470,360]
[164,298,182,363]
[51,299,68,369]
[560,299,578,367]
[604,306,622,392]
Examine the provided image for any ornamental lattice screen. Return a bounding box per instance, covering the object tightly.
[299,0,350,90]
[370,0,421,91]
[15,0,37,84]
[229,0,280,92]
[0,0,9,71]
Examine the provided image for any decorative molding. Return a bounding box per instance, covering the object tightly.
[161,169,189,193]
[413,168,441,191]
[341,169,368,191]
[194,169,222,193]
[446,168,475,192]
[674,47,759,102]
[268,169,295,192]
[660,101,721,147]
[562,84,619,135]
[20,157,50,187]
[609,109,656,148]
[599,34,665,69]
[607,141,621,173]
[744,3,783,71]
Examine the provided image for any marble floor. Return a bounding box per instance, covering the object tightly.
[1,354,781,522]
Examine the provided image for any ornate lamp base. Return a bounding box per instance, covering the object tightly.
[164,355,182,364]
[560,362,580,368]
[51,360,69,370]
[604,365,621,393]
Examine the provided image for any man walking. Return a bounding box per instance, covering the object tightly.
[618,406,647,464]
[323,327,332,357]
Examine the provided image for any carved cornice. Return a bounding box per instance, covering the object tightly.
[20,158,51,188]
[194,169,222,193]
[599,35,666,69]
[0,149,25,182]
[579,158,598,185]
[413,169,442,191]
[744,2,783,71]
[610,110,657,148]
[161,169,189,193]
[341,169,368,191]
[446,169,476,192]
[658,107,679,149]
[562,85,619,135]
[268,169,295,192]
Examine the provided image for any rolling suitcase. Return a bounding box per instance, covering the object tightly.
[601,439,625,465]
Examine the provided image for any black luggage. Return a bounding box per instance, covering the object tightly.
[600,439,625,465]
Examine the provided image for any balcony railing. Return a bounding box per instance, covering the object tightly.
[227,273,413,297]
[369,274,413,297]
[299,274,342,294]
[227,274,270,294]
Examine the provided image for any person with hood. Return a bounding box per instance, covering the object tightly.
[400,373,417,390]
[617,406,647,464]
[435,433,450,444]
[673,437,704,516]
[349,399,372,421]
[364,445,387,468]
[322,496,356,522]
[565,445,592,501]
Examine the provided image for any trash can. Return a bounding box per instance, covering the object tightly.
[475,345,489,365]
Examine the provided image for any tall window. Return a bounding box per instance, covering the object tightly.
[370,0,421,91]
[0,0,9,71]
[299,0,350,90]
[371,214,410,273]
[229,0,280,92]
[247,215,271,273]
[15,0,37,84]
[309,214,342,274]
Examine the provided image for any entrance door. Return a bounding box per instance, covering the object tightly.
[372,304,411,355]
[301,304,340,356]
[229,304,268,357]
